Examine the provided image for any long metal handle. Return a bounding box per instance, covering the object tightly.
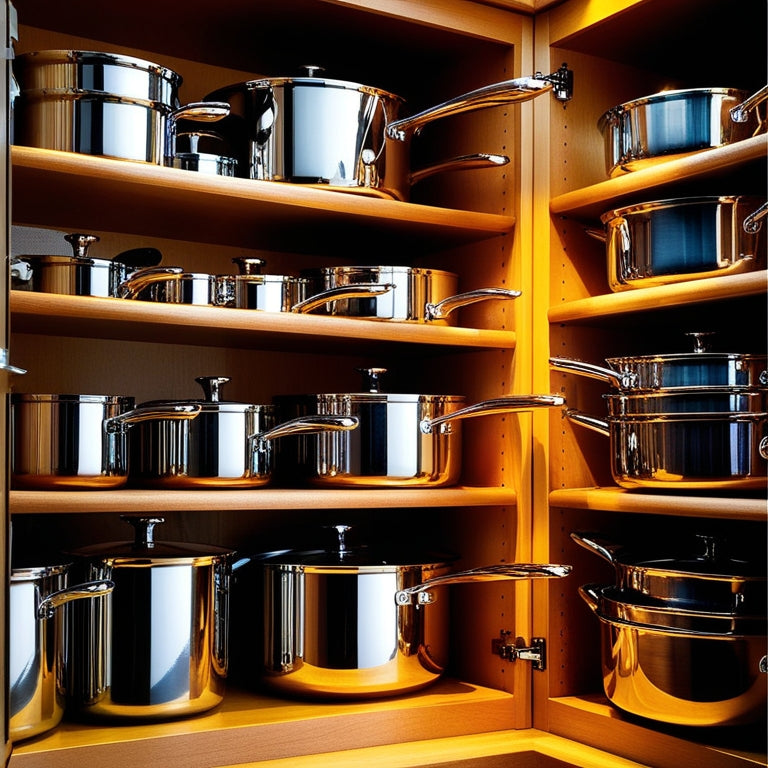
[117,266,184,298]
[409,153,509,185]
[37,579,114,619]
[730,84,768,123]
[425,287,521,321]
[387,65,573,140]
[549,356,626,388]
[743,201,768,234]
[291,283,395,314]
[0,348,25,375]
[564,408,610,436]
[395,563,572,605]
[252,415,358,450]
[420,394,565,434]
[570,532,624,566]
[104,403,202,433]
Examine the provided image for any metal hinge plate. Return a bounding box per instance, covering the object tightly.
[491,631,547,671]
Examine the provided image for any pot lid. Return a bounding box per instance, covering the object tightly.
[70,516,234,561]
[139,376,270,413]
[11,393,134,404]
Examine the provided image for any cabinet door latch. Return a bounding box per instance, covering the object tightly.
[491,631,546,671]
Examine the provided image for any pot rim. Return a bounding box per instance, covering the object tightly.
[275,393,466,403]
[11,563,71,581]
[301,266,458,279]
[256,546,456,568]
[11,393,134,405]
[599,194,763,222]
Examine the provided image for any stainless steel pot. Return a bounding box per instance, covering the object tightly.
[294,266,521,324]
[588,196,767,291]
[170,130,238,176]
[225,257,311,311]
[117,266,230,305]
[10,393,200,490]
[566,408,768,490]
[256,525,571,698]
[571,532,767,613]
[67,517,235,720]
[275,367,565,487]
[550,333,768,391]
[10,233,163,297]
[129,376,357,488]
[14,50,230,164]
[579,583,767,727]
[10,563,113,741]
[598,85,768,177]
[203,64,572,200]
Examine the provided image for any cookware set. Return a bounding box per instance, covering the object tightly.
[573,532,767,727]
[551,333,768,490]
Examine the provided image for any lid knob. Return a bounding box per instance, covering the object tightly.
[232,257,266,276]
[64,233,99,260]
[195,376,231,402]
[355,367,387,393]
[121,516,165,548]
[685,331,715,354]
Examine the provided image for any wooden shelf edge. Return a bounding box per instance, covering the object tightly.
[10,486,516,514]
[10,291,518,352]
[549,135,768,219]
[549,487,767,521]
[9,681,517,768]
[547,696,767,768]
[547,271,767,323]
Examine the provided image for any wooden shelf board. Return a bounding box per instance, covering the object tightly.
[549,487,766,521]
[8,681,517,768]
[548,695,767,768]
[10,291,517,353]
[548,271,767,324]
[549,135,768,221]
[12,146,515,254]
[10,486,515,514]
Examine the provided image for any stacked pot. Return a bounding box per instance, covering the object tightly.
[551,333,768,490]
[573,531,767,727]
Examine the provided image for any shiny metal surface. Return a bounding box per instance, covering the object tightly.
[118,267,227,305]
[10,394,136,489]
[566,409,768,490]
[580,584,768,727]
[605,388,768,416]
[596,196,766,290]
[297,266,520,325]
[68,518,234,719]
[598,87,764,177]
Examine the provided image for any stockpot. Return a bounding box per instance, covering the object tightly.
[14,50,230,164]
[550,333,768,392]
[565,407,768,490]
[129,376,358,488]
[67,516,237,720]
[11,232,163,297]
[588,196,767,291]
[10,393,201,490]
[598,85,768,177]
[10,563,113,741]
[294,266,521,324]
[256,525,571,698]
[203,64,572,200]
[274,367,565,487]
[571,532,767,614]
[579,583,767,727]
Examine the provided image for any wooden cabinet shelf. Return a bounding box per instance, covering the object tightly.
[549,488,766,522]
[10,487,515,514]
[10,292,517,354]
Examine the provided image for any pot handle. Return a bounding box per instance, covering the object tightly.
[116,266,185,298]
[584,227,607,242]
[395,563,572,605]
[564,409,610,437]
[420,394,565,434]
[104,403,202,433]
[577,583,601,614]
[570,532,624,566]
[165,101,231,165]
[744,201,768,234]
[251,415,359,451]
[409,153,509,185]
[37,579,114,619]
[549,356,628,389]
[387,64,573,140]
[425,287,521,321]
[290,283,395,314]
[729,84,768,125]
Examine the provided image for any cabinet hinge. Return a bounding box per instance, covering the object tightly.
[491,631,546,671]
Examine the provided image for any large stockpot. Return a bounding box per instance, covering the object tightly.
[10,393,200,490]
[256,526,571,698]
[565,407,768,490]
[598,85,768,177]
[129,376,357,488]
[571,532,767,614]
[14,50,230,164]
[203,64,572,200]
[67,517,236,720]
[11,233,163,297]
[274,367,565,487]
[589,196,767,291]
[10,564,113,741]
[294,266,521,324]
[579,583,767,727]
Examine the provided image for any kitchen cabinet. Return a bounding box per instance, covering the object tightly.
[5,0,766,767]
